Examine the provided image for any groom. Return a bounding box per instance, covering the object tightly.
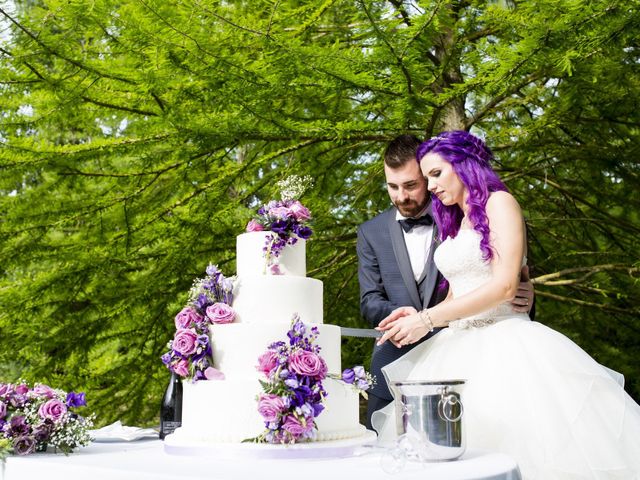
[357,134,534,429]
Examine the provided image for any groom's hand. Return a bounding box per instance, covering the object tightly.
[511,265,534,313]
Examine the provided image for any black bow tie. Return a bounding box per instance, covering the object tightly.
[398,214,434,232]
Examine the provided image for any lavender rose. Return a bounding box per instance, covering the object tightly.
[172,328,198,356]
[342,368,356,384]
[282,414,313,438]
[269,205,293,220]
[38,398,67,422]
[246,219,265,232]
[257,394,286,422]
[175,307,203,329]
[205,303,236,324]
[289,201,311,221]
[13,435,37,456]
[256,351,279,377]
[33,384,56,399]
[173,359,190,377]
[289,350,327,379]
[0,401,6,419]
[0,383,12,397]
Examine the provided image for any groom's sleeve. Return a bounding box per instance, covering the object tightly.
[357,226,397,327]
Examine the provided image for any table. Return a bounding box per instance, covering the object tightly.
[0,439,521,480]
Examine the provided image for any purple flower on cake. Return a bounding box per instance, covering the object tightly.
[289,350,327,379]
[0,382,93,458]
[257,351,279,376]
[175,307,203,329]
[245,175,314,274]
[162,264,236,382]
[205,302,236,324]
[246,219,264,232]
[247,315,375,445]
[257,394,286,422]
[172,329,198,356]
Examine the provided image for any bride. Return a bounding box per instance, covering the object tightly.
[372,130,640,479]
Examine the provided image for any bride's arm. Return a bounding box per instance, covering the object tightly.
[377,191,525,346]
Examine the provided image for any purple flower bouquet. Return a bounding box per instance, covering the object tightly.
[0,382,93,458]
[247,315,373,444]
[161,264,235,382]
[246,175,314,274]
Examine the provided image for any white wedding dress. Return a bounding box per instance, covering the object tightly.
[372,229,640,479]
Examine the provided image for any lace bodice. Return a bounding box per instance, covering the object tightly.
[433,229,525,329]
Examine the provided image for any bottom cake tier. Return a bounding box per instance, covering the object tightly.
[174,377,366,443]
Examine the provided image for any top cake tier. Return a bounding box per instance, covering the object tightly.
[236,231,306,277]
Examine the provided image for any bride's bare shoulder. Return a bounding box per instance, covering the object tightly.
[486,191,522,219]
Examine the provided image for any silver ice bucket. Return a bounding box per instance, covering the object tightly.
[389,380,466,461]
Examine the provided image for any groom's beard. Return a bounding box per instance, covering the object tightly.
[395,197,429,218]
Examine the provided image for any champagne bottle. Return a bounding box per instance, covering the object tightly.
[159,372,183,440]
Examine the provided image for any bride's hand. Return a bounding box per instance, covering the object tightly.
[376,306,417,330]
[376,311,427,348]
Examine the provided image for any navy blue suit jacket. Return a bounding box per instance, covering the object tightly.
[357,206,446,401]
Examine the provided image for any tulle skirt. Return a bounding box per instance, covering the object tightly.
[372,315,640,479]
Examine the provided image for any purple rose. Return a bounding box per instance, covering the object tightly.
[38,398,67,422]
[205,303,236,324]
[0,401,6,419]
[289,350,327,379]
[13,435,37,456]
[0,383,12,398]
[269,206,293,220]
[175,307,203,329]
[256,351,279,377]
[257,394,286,423]
[246,219,265,232]
[33,384,56,399]
[282,415,313,438]
[204,367,225,380]
[14,383,29,395]
[172,328,198,356]
[32,423,53,443]
[66,391,87,408]
[289,201,311,221]
[353,365,365,378]
[172,359,190,377]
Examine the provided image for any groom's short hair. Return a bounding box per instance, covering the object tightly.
[384,134,422,169]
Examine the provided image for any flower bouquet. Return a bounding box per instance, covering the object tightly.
[247,315,373,444]
[246,175,314,274]
[161,264,235,382]
[0,382,93,458]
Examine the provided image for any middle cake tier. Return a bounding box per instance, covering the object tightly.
[232,275,323,325]
[210,322,341,376]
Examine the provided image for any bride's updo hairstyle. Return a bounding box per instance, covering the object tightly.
[416,130,507,261]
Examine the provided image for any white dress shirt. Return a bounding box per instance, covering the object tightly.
[396,208,434,281]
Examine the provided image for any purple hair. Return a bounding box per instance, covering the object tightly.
[416,130,508,261]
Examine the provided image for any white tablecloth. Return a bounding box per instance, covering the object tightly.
[1,439,521,480]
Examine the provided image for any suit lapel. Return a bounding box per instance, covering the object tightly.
[388,211,422,309]
[420,225,440,308]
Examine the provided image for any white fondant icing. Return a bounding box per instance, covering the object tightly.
[232,275,323,324]
[236,232,306,277]
[210,323,341,376]
[177,378,363,443]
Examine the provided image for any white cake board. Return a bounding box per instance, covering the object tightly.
[163,430,377,460]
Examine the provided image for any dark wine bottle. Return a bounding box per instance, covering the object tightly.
[159,372,183,440]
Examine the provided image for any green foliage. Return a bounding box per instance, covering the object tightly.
[1,0,639,427]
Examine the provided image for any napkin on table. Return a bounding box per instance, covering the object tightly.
[89,420,158,442]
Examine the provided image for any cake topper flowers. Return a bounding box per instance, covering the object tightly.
[161,264,235,382]
[247,315,373,444]
[246,175,314,275]
[0,382,93,458]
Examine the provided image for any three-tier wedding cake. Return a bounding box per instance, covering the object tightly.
[166,231,366,445]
